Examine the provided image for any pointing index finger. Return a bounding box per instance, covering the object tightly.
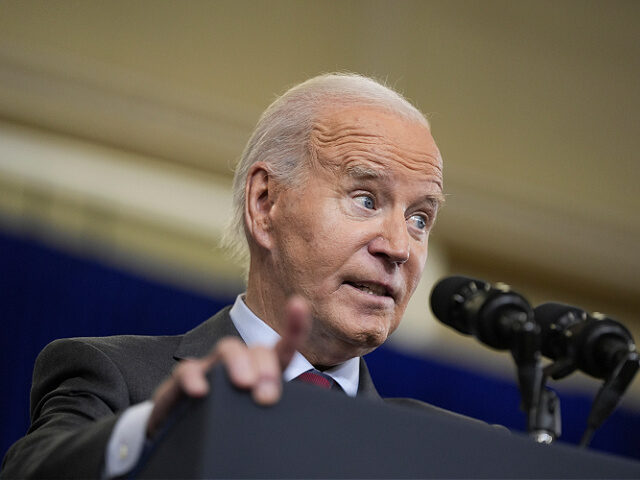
[275,295,311,370]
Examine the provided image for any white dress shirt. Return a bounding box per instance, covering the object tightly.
[104,295,360,477]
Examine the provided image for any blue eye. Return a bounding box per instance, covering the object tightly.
[409,214,428,231]
[355,195,375,209]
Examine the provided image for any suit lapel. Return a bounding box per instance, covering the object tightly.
[173,306,241,360]
[357,357,383,402]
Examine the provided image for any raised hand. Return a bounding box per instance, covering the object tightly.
[147,296,310,438]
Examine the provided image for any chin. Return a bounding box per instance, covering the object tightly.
[310,295,401,356]
[339,311,397,351]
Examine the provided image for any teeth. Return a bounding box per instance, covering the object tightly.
[353,283,387,296]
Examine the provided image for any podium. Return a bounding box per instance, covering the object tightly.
[137,367,640,478]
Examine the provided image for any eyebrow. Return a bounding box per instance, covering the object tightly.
[425,193,446,210]
[344,164,388,180]
[344,164,446,207]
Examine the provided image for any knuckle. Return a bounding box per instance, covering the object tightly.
[173,358,203,381]
[250,345,271,356]
[172,359,191,376]
[251,346,279,372]
[215,336,244,356]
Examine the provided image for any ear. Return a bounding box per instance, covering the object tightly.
[244,162,277,250]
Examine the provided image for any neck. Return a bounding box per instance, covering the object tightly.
[244,257,288,337]
[245,276,367,368]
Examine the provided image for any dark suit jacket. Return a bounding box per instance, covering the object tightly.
[1,306,491,479]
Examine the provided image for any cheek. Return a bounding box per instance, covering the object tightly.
[404,244,429,297]
[297,205,362,259]
[274,216,344,286]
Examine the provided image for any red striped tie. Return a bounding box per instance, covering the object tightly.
[295,369,334,390]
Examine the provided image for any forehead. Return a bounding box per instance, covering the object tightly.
[310,105,443,190]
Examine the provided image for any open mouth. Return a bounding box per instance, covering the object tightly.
[344,281,392,298]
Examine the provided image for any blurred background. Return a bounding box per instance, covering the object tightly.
[1,0,638,461]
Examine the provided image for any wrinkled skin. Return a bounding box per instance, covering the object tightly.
[245,105,444,368]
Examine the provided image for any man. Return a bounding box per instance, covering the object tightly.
[2,73,448,478]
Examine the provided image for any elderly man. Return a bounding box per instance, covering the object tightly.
[1,73,446,478]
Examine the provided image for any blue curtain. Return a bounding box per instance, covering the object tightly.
[1,229,638,461]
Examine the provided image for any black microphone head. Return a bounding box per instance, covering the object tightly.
[534,302,586,325]
[431,275,536,352]
[535,303,635,379]
[430,276,475,321]
[430,275,490,334]
[534,302,587,360]
[576,315,635,379]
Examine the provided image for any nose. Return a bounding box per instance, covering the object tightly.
[368,210,410,265]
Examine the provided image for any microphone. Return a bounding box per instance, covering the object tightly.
[534,303,636,380]
[430,276,549,439]
[430,275,536,351]
[534,303,639,446]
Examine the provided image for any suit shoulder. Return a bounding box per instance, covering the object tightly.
[40,333,180,366]
[44,332,182,353]
[35,334,183,407]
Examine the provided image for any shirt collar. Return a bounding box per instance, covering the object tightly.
[229,294,360,397]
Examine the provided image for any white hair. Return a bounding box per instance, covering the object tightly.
[222,72,430,266]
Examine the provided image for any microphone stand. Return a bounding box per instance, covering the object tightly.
[508,312,561,443]
[531,381,562,444]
